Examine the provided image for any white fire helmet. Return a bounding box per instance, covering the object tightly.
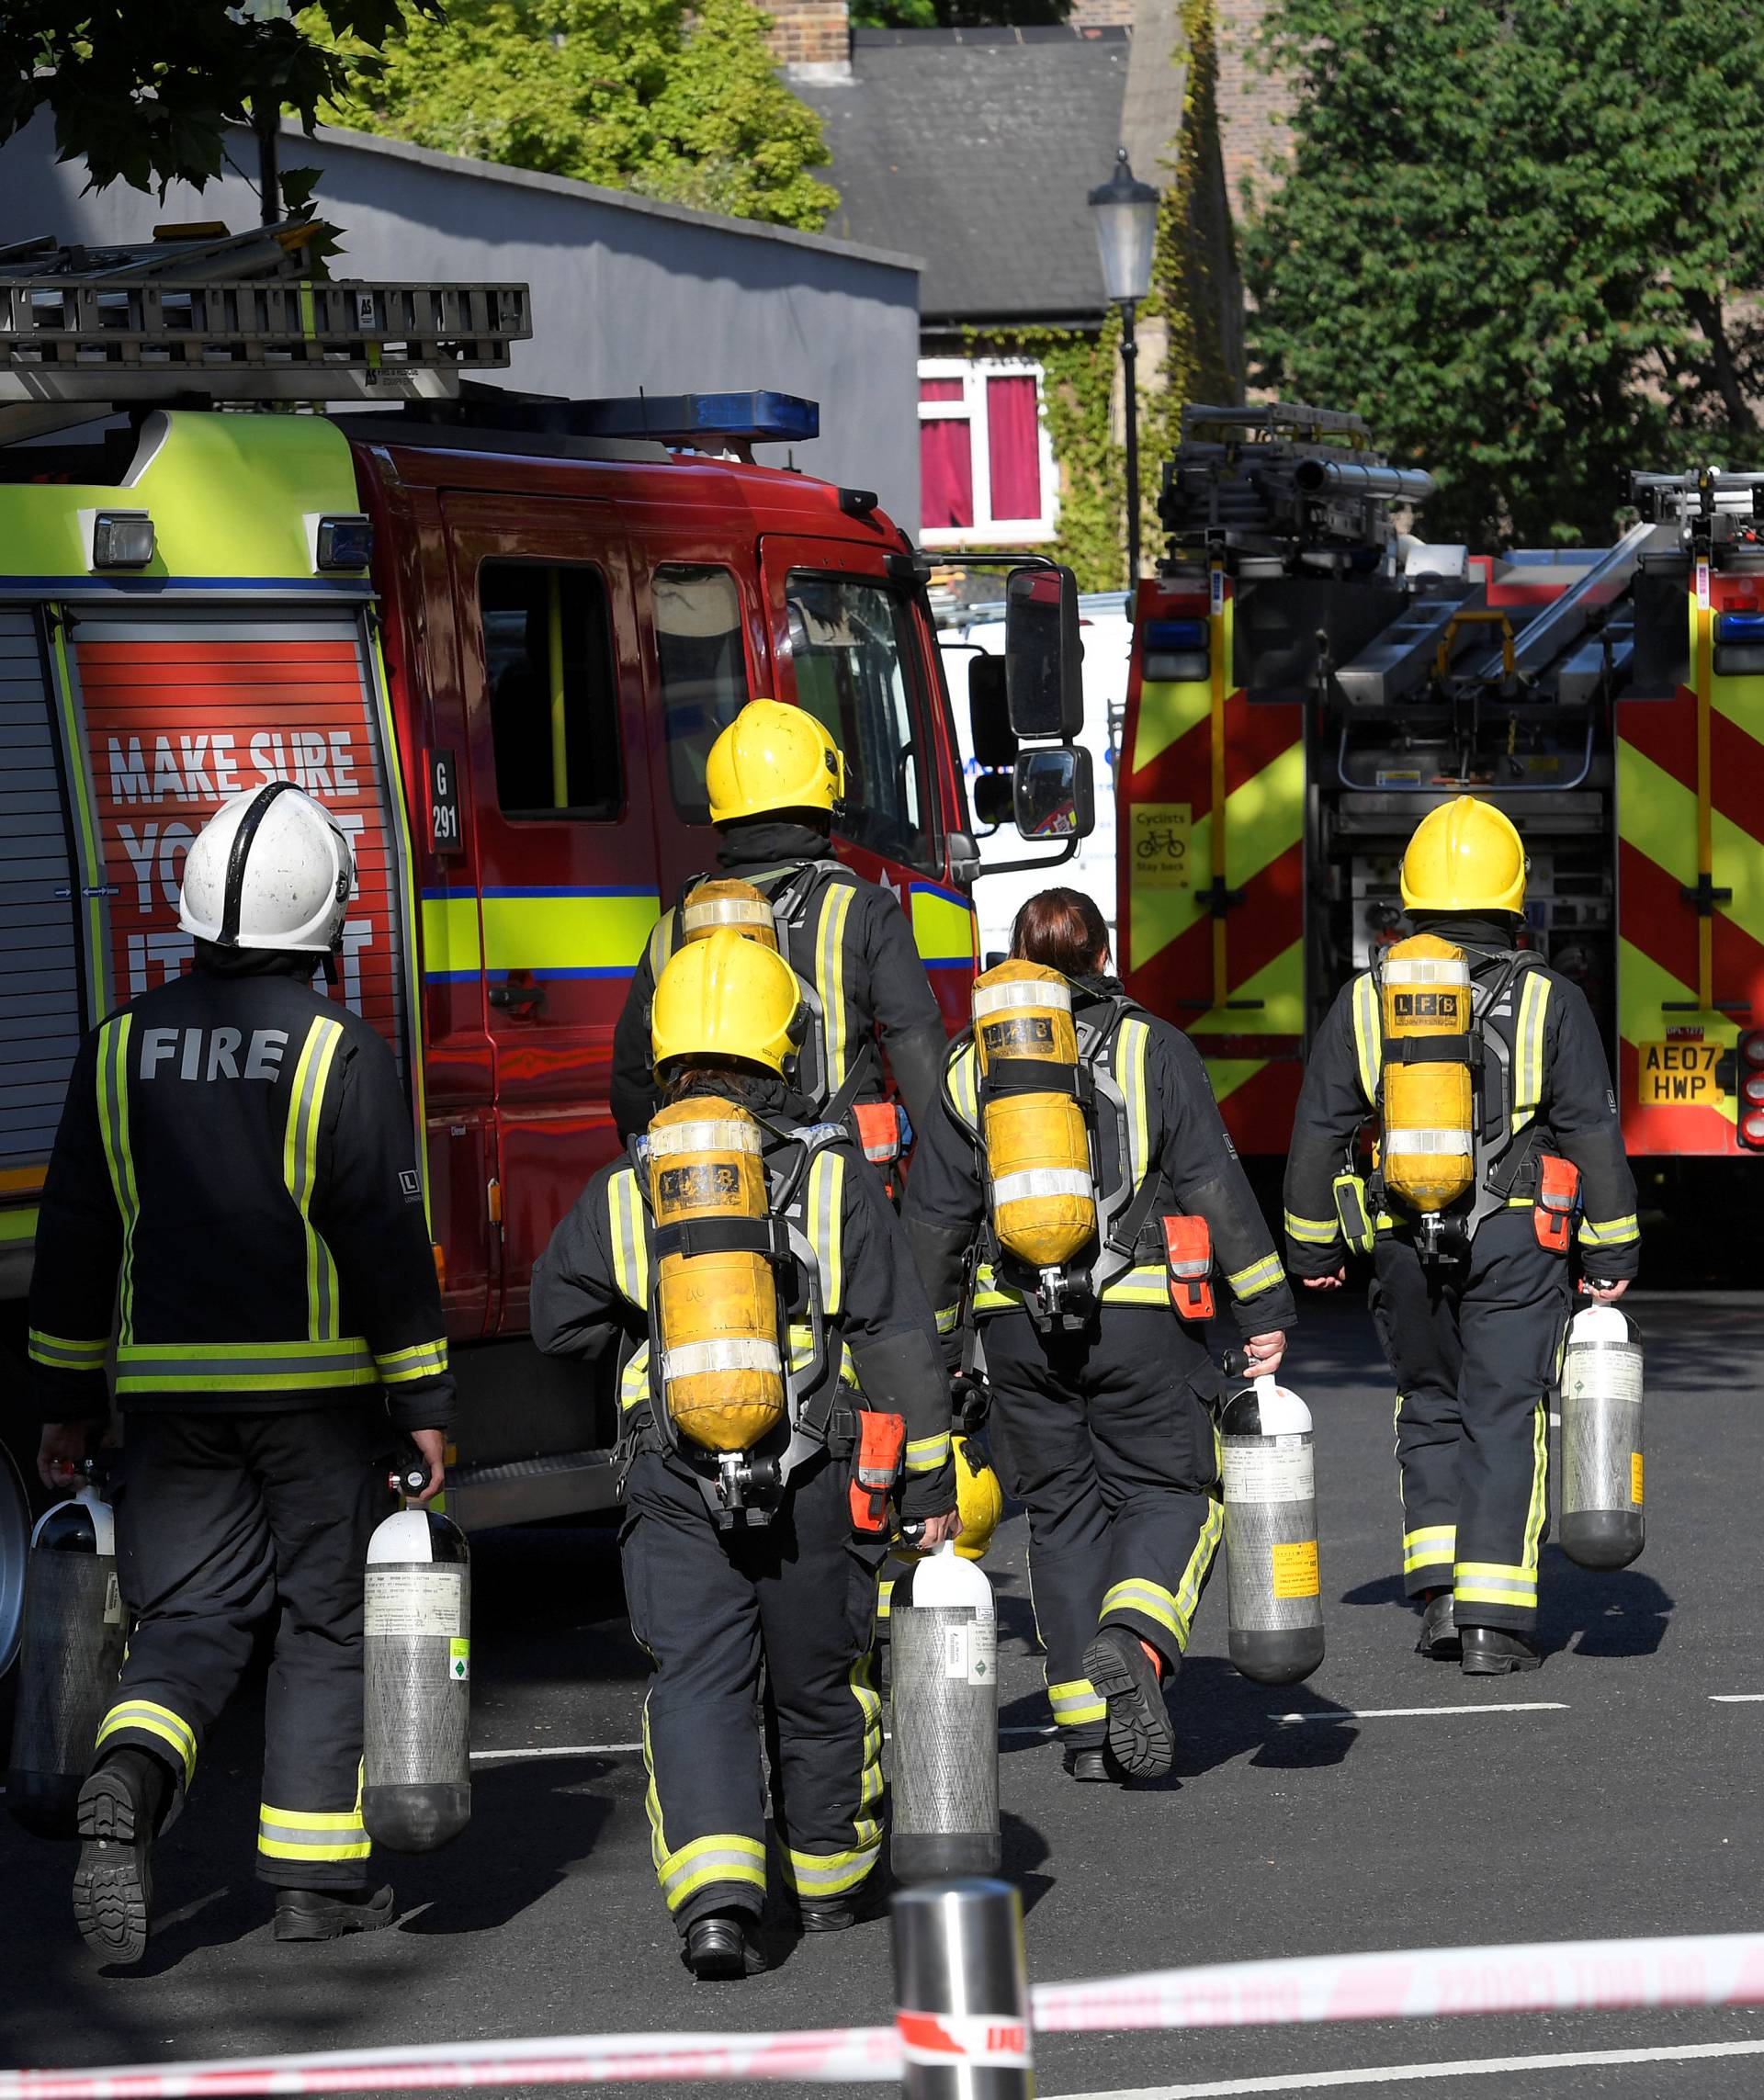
[178,783,355,953]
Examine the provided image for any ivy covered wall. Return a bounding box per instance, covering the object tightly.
[956,0,1240,595]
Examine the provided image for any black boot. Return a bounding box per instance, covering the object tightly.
[684,1910,766,1980]
[1417,1592,1461,1662]
[1063,1743,1127,1783]
[274,1885,396,1942]
[73,1750,172,1966]
[1460,1625,1542,1675]
[1081,1625,1174,1778]
[797,1897,856,1933]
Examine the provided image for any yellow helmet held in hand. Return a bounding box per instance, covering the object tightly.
[891,1434,1005,1564]
[706,698,845,823]
[650,927,804,1077]
[1399,796,1527,917]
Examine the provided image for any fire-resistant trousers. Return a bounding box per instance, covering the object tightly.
[983,1307,1223,1751]
[96,1406,387,1888]
[620,1446,886,1935]
[1368,1208,1573,1633]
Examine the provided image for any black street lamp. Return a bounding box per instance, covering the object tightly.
[1088,147,1160,589]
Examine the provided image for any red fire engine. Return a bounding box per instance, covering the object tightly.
[1118,402,1764,1229]
[0,231,1091,1604]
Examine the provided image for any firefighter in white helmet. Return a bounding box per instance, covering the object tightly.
[28,783,452,1964]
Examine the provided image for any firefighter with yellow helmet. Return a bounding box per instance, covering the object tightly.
[1283,796,1638,1673]
[532,930,958,1979]
[903,890,1295,1784]
[609,698,950,1172]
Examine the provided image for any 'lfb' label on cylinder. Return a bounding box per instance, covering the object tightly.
[1223,1439,1315,1507]
[1271,1540,1320,1599]
[366,1567,465,1639]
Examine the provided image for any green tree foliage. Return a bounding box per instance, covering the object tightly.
[329,0,837,231]
[852,2,1069,25]
[1243,0,1764,546]
[0,0,436,198]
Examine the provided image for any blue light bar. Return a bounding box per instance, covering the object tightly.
[1716,613,1764,640]
[572,390,820,446]
[1146,618,1206,649]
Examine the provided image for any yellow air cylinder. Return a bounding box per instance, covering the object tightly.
[647,1100,786,1452]
[680,878,778,949]
[973,962,1095,1269]
[1379,934,1476,1213]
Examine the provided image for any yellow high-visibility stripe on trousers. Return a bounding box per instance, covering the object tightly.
[257,1801,370,1863]
[96,1699,197,1787]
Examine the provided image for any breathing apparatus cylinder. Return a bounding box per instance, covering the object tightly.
[1560,1305,1645,1570]
[363,1505,472,1851]
[1379,935,1476,1214]
[6,1481,127,1838]
[1219,1375,1324,1685]
[681,878,779,949]
[647,1099,786,1453]
[889,1543,1000,1881]
[972,963,1094,1270]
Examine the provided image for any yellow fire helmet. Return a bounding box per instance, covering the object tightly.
[650,925,805,1078]
[1399,795,1527,917]
[706,697,846,824]
[892,1435,1005,1564]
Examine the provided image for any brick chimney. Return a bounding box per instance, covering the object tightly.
[767,1,851,70]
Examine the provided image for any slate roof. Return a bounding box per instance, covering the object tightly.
[797,27,1131,329]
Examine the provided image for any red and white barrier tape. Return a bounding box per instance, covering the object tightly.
[1030,1930,1764,2033]
[10,1929,1764,2099]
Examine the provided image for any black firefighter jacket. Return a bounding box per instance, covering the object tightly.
[902,976,1297,1344]
[529,1082,957,1523]
[608,820,949,1143]
[1282,922,1641,1281]
[28,956,453,1433]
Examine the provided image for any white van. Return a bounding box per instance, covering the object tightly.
[943,592,1127,966]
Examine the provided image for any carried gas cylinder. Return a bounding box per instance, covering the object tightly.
[1379,935,1476,1214]
[647,1099,786,1452]
[6,1474,127,1837]
[681,877,778,948]
[889,1543,1000,1880]
[1219,1374,1325,1685]
[973,962,1094,1270]
[363,1500,471,1852]
[1560,1304,1645,1570]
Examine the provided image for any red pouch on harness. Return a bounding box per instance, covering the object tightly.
[1162,1214,1216,1320]
[850,1410,906,1534]
[1533,1153,1580,1253]
[854,1101,901,1165]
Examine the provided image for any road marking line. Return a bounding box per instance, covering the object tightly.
[470,1744,641,1759]
[1710,1694,1764,1703]
[1052,2034,1764,2097]
[1269,1702,1567,1723]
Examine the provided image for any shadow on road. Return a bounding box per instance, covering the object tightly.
[394,1756,616,1936]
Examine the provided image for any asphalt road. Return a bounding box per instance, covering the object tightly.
[4,1290,1764,2099]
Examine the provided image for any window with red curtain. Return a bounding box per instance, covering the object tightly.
[987,375,1041,523]
[920,375,973,530]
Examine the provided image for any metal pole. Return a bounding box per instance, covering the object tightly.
[1121,298,1141,589]
[893,1878,1035,2100]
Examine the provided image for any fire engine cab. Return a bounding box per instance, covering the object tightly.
[1119,401,1764,1231]
[0,227,1093,1600]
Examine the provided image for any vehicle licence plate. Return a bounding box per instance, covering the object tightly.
[1636,1040,1724,1105]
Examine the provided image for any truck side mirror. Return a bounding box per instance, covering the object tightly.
[1012,744,1095,841]
[967,653,1016,766]
[1004,564,1083,740]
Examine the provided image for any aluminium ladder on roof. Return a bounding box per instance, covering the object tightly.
[0,236,532,409]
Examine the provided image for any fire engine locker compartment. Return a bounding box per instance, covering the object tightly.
[0,609,85,1288]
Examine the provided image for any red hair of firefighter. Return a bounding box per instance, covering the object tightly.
[1010,888,1109,976]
